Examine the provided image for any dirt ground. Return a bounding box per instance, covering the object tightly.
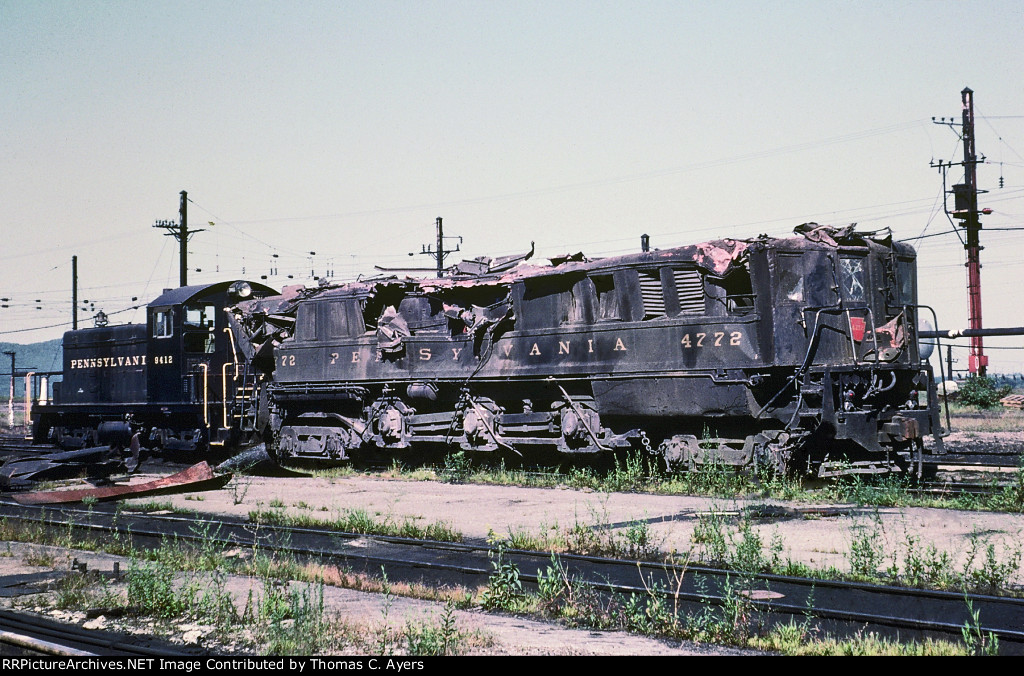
[3,429,1024,655]
[134,468,1024,580]
[0,540,755,656]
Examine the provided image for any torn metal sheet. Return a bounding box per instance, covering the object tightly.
[11,462,230,505]
[0,446,125,490]
[216,444,307,477]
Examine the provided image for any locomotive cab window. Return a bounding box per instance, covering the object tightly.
[896,257,915,306]
[839,255,867,304]
[153,309,173,338]
[775,254,805,303]
[184,303,216,329]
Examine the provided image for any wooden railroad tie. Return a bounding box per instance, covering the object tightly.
[1000,394,1024,410]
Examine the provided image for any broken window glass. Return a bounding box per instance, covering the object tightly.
[776,254,805,303]
[840,256,867,303]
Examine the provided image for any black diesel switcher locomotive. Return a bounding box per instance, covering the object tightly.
[31,280,277,452]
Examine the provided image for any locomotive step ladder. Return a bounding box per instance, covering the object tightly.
[225,364,262,434]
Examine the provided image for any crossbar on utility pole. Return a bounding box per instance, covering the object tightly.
[415,217,461,278]
[152,191,204,287]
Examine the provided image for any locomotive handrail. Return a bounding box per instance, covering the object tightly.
[23,372,35,438]
[915,303,951,434]
[223,326,240,430]
[224,325,240,370]
[198,363,209,429]
[783,304,848,428]
[222,361,232,429]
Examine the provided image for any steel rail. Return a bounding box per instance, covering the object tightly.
[0,608,198,656]
[2,500,1023,653]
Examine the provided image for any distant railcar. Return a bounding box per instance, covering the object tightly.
[228,224,944,477]
[32,280,276,452]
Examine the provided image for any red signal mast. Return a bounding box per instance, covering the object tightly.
[932,87,991,375]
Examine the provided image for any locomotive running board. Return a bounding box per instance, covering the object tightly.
[11,462,231,505]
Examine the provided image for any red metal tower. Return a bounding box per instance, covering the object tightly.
[933,87,991,375]
[954,88,988,375]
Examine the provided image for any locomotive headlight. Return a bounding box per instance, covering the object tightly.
[229,281,252,299]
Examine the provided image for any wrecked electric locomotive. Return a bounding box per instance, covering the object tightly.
[226,224,945,477]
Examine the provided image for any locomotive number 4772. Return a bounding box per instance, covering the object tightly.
[682,331,743,348]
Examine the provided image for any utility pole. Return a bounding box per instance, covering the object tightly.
[416,217,461,278]
[72,255,78,330]
[957,88,987,376]
[931,87,992,375]
[152,190,204,287]
[3,351,14,429]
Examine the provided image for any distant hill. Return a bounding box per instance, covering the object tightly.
[0,339,63,396]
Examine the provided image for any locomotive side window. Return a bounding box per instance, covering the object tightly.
[723,268,754,314]
[840,255,867,303]
[324,300,366,338]
[638,270,667,319]
[672,268,705,315]
[153,309,173,338]
[592,275,620,320]
[295,303,318,341]
[776,254,805,303]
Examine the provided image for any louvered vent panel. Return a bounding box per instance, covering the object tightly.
[638,272,666,318]
[674,269,705,314]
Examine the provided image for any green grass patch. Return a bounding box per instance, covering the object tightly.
[248,506,463,543]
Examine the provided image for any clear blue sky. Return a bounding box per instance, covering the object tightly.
[2,0,1023,373]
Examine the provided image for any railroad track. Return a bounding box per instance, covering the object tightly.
[1,500,1023,654]
[0,608,202,656]
[0,439,53,457]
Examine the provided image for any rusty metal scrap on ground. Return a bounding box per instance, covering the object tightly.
[10,462,230,505]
